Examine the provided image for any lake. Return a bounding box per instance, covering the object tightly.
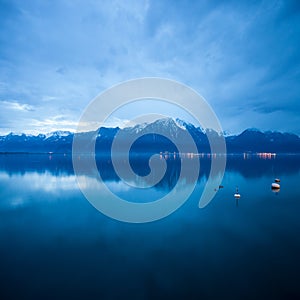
[0,153,300,299]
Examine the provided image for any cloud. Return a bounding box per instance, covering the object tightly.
[27,115,78,134]
[0,100,35,111]
[30,115,77,127]
[0,0,299,134]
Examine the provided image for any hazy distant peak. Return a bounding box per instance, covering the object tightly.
[243,128,261,133]
[44,131,72,140]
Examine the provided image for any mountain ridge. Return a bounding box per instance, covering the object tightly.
[0,118,299,153]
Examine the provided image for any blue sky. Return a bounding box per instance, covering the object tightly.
[0,0,299,135]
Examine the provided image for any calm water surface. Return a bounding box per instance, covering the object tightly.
[0,154,299,299]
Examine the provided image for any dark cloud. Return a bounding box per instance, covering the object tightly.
[0,0,299,134]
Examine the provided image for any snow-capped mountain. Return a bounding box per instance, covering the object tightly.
[44,131,73,140]
[0,118,299,153]
[122,118,189,138]
[0,131,74,153]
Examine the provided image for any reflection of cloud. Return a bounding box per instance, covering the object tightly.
[0,171,77,192]
[0,171,79,210]
[106,181,131,192]
[11,197,25,207]
[0,170,134,210]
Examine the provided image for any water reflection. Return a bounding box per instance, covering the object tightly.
[1,154,300,299]
[0,153,299,178]
[235,197,239,207]
[0,153,299,209]
[0,171,79,210]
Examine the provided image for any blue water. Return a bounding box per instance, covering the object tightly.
[0,154,299,299]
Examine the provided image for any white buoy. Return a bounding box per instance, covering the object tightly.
[234,187,241,199]
[271,182,280,189]
[275,178,280,183]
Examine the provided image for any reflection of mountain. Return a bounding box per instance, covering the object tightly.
[0,118,300,153]
[0,154,299,189]
[226,155,300,178]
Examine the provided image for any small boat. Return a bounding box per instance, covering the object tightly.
[234,187,241,199]
[271,182,280,189]
[274,178,280,183]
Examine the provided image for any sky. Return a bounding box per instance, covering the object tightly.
[0,0,299,135]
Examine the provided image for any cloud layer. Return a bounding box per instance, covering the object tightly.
[0,0,299,134]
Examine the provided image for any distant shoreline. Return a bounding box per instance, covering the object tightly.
[1,152,300,156]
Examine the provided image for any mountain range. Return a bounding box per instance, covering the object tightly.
[0,118,299,154]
